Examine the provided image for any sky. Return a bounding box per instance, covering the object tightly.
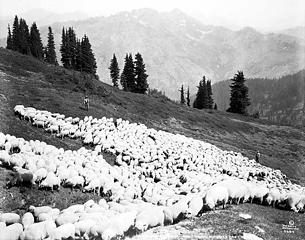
[0,0,304,31]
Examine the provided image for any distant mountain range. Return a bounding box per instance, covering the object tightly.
[212,70,305,126]
[1,8,304,99]
[0,9,88,38]
[279,26,305,40]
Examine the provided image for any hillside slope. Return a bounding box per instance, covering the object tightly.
[212,70,305,126]
[1,48,305,239]
[25,8,305,99]
[0,47,305,184]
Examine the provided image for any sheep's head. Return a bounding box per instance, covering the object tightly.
[28,205,35,212]
[135,220,148,232]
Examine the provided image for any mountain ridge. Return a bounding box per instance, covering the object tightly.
[1,8,304,99]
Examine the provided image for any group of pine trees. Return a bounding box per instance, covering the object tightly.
[190,71,250,114]
[6,15,57,64]
[109,53,149,94]
[60,27,97,75]
[193,76,215,109]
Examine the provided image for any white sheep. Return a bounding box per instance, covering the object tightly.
[21,212,34,229]
[74,219,96,237]
[29,206,53,218]
[55,212,79,226]
[286,192,303,212]
[203,184,229,210]
[0,213,20,225]
[135,207,165,232]
[51,223,75,240]
[186,195,204,217]
[20,220,56,240]
[0,223,23,240]
[40,172,60,190]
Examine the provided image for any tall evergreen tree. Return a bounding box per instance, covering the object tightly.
[80,35,97,75]
[109,54,120,88]
[179,85,185,105]
[18,18,30,55]
[193,76,208,109]
[186,86,190,107]
[206,80,214,109]
[227,71,250,114]
[75,38,82,71]
[29,22,43,59]
[6,25,13,50]
[121,53,136,92]
[67,27,77,69]
[12,15,20,51]
[120,54,129,91]
[60,27,69,68]
[45,26,57,64]
[134,52,148,94]
[126,53,136,92]
[202,77,208,108]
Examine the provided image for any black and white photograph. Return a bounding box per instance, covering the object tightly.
[0,0,304,239]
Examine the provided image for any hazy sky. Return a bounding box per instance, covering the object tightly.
[0,0,304,31]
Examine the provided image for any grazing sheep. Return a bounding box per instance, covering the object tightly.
[21,212,34,229]
[135,207,165,232]
[29,206,53,218]
[20,220,56,240]
[266,188,283,207]
[295,195,305,212]
[40,172,60,190]
[186,195,204,217]
[51,223,75,240]
[0,213,20,225]
[74,219,96,237]
[0,223,23,240]
[286,192,303,212]
[203,184,229,210]
[55,212,79,226]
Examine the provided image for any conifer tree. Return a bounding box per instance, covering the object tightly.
[179,85,185,105]
[193,80,203,109]
[109,53,120,88]
[80,35,97,75]
[29,22,43,59]
[120,54,128,91]
[227,71,250,114]
[12,15,20,51]
[45,26,57,64]
[186,86,190,107]
[126,53,136,92]
[18,18,30,55]
[67,27,77,69]
[193,76,208,109]
[206,80,214,109]
[60,27,69,68]
[134,52,148,93]
[121,53,136,91]
[75,38,82,71]
[6,25,13,50]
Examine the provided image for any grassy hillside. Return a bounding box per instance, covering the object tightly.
[0,47,305,184]
[0,48,305,239]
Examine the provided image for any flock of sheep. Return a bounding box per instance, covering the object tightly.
[0,104,304,240]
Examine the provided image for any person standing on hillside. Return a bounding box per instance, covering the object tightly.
[84,95,89,111]
[255,150,260,163]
